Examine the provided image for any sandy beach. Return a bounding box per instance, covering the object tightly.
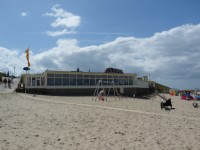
[0,93,200,150]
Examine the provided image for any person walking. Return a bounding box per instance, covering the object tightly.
[8,78,11,89]
[3,78,7,87]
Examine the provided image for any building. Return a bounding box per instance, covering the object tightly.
[22,68,150,96]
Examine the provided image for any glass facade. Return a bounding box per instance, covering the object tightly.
[46,73,136,86]
[25,72,148,88]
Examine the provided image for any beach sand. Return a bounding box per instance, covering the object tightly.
[0,93,200,150]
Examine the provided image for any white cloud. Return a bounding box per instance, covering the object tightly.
[21,12,27,17]
[44,5,81,37]
[0,47,25,75]
[1,24,200,89]
[46,29,76,37]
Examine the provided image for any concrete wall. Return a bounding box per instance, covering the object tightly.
[25,87,149,97]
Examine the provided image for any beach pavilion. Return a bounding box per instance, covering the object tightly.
[21,68,150,96]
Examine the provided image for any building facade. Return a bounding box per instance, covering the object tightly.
[23,69,149,96]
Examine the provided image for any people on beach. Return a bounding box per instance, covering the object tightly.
[7,71,9,77]
[8,78,11,89]
[161,98,173,109]
[11,76,14,84]
[98,90,105,101]
[3,78,7,87]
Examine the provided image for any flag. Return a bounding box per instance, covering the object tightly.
[25,48,31,67]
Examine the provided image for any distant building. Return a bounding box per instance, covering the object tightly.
[22,68,150,96]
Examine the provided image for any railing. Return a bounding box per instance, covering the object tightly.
[135,80,149,88]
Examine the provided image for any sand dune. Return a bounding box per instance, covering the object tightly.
[0,93,200,150]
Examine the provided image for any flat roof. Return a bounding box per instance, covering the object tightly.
[44,70,137,76]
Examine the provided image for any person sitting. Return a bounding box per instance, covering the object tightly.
[161,98,173,109]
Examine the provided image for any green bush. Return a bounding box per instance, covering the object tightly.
[155,82,170,93]
[0,72,6,82]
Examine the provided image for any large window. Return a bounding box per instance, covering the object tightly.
[55,74,62,77]
[114,78,119,85]
[77,74,83,86]
[45,72,137,87]
[32,77,36,86]
[37,77,40,86]
[90,79,95,85]
[129,77,133,85]
[47,73,55,86]
[124,76,128,85]
[119,76,124,85]
[84,79,89,85]
[96,78,101,84]
[63,74,69,77]
[63,78,69,86]
[27,77,31,86]
[47,73,54,77]
[55,78,62,86]
[70,74,76,86]
[102,78,107,85]
[47,78,54,86]
[108,79,113,84]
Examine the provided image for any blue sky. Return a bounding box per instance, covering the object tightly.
[1,0,200,90]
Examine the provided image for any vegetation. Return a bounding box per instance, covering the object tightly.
[20,74,24,83]
[0,72,6,82]
[155,82,170,93]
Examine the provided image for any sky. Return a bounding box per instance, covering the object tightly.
[0,0,200,90]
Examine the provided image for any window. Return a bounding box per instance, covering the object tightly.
[119,79,124,85]
[37,77,40,86]
[113,75,118,79]
[90,79,95,85]
[108,79,113,84]
[47,73,54,77]
[84,75,89,78]
[55,74,62,77]
[84,79,89,85]
[96,79,101,84]
[128,77,133,85]
[108,75,113,78]
[63,78,69,86]
[32,77,36,86]
[102,75,107,78]
[63,74,69,77]
[102,79,107,85]
[124,78,128,85]
[55,78,62,86]
[77,79,83,85]
[77,74,83,86]
[90,75,95,78]
[114,78,119,85]
[70,74,76,78]
[129,79,133,85]
[77,74,83,78]
[70,78,76,86]
[27,77,31,86]
[96,75,101,78]
[47,78,54,86]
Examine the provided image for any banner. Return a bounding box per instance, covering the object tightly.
[25,48,31,67]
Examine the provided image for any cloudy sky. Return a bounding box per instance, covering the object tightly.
[0,0,200,90]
